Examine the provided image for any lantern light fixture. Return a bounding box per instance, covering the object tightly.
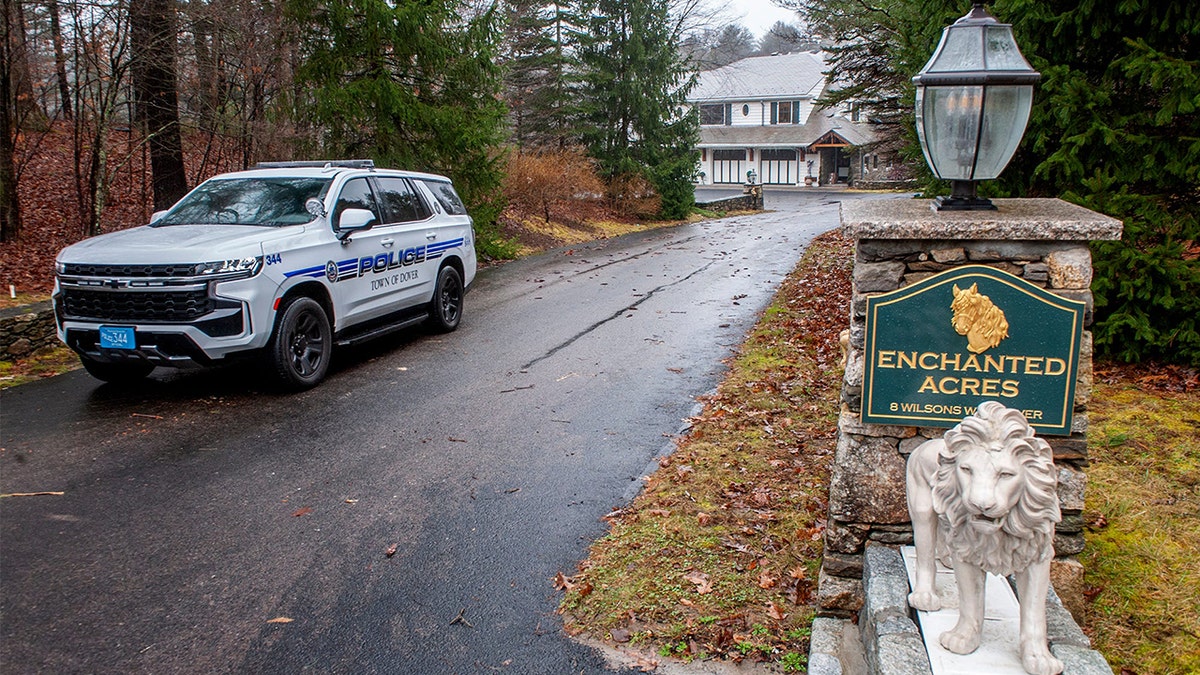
[913,1,1040,211]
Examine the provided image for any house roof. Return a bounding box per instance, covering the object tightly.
[690,52,828,103]
[698,112,875,149]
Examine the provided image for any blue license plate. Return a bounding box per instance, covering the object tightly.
[99,326,136,350]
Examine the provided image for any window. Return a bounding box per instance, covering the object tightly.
[777,101,792,124]
[713,149,747,161]
[375,177,430,223]
[334,178,380,228]
[700,104,725,125]
[159,177,330,227]
[418,179,468,215]
[761,149,797,161]
[742,104,750,116]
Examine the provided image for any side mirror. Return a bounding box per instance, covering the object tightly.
[338,208,376,232]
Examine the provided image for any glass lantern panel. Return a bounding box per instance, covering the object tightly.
[920,85,983,180]
[928,25,985,72]
[973,85,1033,179]
[984,25,1033,70]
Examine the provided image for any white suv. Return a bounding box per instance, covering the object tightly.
[53,160,477,389]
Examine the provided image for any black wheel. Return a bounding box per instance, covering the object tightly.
[269,296,332,390]
[80,357,154,384]
[427,265,463,333]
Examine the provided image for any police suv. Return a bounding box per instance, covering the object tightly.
[53,160,477,389]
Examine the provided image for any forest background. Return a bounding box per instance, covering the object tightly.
[0,0,1197,366]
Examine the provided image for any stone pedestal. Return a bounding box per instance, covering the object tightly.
[817,199,1122,616]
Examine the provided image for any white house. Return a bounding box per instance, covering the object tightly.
[689,51,876,186]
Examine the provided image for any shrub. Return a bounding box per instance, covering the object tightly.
[502,149,606,224]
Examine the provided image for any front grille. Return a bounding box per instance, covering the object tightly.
[62,288,213,322]
[61,262,195,278]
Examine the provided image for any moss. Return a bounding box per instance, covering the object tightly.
[1082,383,1200,675]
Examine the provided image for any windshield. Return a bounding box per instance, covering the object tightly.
[156,177,332,227]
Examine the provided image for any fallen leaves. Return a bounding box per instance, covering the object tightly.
[266,617,293,624]
[291,507,312,518]
[683,570,713,594]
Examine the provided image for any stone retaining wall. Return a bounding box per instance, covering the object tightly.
[695,194,761,212]
[851,179,921,191]
[0,302,58,362]
[818,198,1123,619]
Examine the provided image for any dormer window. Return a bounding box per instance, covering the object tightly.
[770,101,800,125]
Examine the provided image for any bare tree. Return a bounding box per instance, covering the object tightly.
[68,0,134,236]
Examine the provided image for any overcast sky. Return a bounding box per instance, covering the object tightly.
[727,0,802,38]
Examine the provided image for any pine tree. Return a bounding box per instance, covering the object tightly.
[286,0,509,228]
[501,1,580,150]
[575,0,698,219]
[1001,0,1199,364]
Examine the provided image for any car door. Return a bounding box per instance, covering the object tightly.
[371,176,438,307]
[328,176,400,326]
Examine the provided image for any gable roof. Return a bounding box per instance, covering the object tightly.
[690,52,828,103]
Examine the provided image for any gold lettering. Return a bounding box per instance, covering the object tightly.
[984,355,1004,373]
[897,351,918,369]
[1001,380,1019,397]
[960,378,980,395]
[919,352,940,370]
[981,379,1000,396]
[1025,357,1044,375]
[878,351,896,368]
[941,353,962,370]
[918,376,939,393]
[1006,356,1025,373]
[939,377,959,394]
[1045,358,1066,376]
[962,354,982,372]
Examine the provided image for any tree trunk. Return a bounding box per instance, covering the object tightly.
[47,0,72,120]
[130,0,188,210]
[1,0,21,242]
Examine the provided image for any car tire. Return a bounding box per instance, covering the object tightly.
[80,357,154,384]
[269,296,332,390]
[427,265,463,333]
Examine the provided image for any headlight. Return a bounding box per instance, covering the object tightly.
[55,260,66,274]
[191,256,263,279]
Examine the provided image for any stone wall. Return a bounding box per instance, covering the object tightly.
[818,198,1123,618]
[695,191,763,212]
[0,301,58,362]
[850,179,921,191]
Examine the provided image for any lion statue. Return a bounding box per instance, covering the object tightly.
[951,282,1010,353]
[906,401,1063,675]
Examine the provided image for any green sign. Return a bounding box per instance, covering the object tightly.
[862,265,1084,435]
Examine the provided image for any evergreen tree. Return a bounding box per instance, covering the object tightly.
[501,1,580,150]
[755,21,818,56]
[796,0,1200,364]
[1002,0,1199,364]
[285,0,509,228]
[575,0,698,219]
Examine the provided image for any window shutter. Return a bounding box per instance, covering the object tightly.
[724,103,732,126]
[770,102,778,124]
[793,101,800,124]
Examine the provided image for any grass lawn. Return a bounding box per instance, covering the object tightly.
[559,230,1200,674]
